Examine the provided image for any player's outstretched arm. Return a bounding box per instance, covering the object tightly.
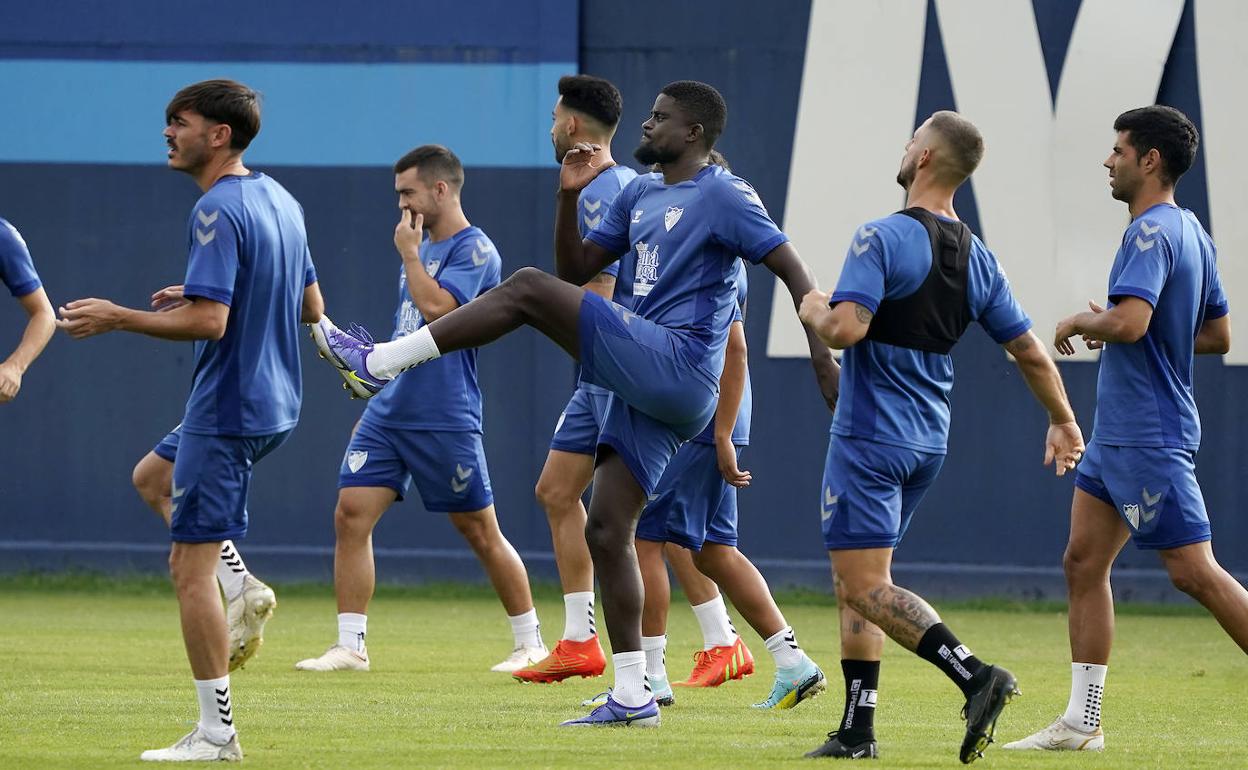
[1002,330,1084,476]
[1195,314,1230,355]
[57,296,228,341]
[554,143,619,286]
[714,320,751,488]
[0,287,55,403]
[762,242,840,412]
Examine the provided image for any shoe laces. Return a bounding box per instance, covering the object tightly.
[347,323,375,345]
[687,649,715,676]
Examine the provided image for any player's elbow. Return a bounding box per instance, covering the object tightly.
[203,317,228,341]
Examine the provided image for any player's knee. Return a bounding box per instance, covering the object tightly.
[584,514,626,557]
[534,475,574,514]
[334,497,375,538]
[1165,561,1216,599]
[131,461,163,505]
[1062,543,1108,586]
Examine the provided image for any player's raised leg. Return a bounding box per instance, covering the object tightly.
[449,505,547,672]
[295,486,392,672]
[134,435,276,673]
[516,446,606,683]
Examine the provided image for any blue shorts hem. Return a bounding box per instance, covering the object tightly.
[439,497,495,515]
[664,532,705,552]
[1134,532,1212,551]
[550,441,596,456]
[170,529,244,544]
[338,478,407,502]
[597,434,655,496]
[703,534,738,548]
[153,445,178,463]
[1073,474,1114,505]
[825,538,900,551]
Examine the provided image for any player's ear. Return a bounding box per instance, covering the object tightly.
[687,122,705,146]
[209,122,233,150]
[1142,147,1162,176]
[565,113,579,138]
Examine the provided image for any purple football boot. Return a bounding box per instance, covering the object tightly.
[310,316,389,399]
[559,694,660,728]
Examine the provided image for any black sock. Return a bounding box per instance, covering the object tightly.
[837,659,879,743]
[915,623,986,697]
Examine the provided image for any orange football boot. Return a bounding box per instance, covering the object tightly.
[512,636,607,683]
[673,636,755,687]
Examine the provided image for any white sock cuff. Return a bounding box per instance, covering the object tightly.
[640,635,667,651]
[613,650,646,669]
[338,612,367,635]
[563,591,595,604]
[691,595,726,615]
[371,326,441,380]
[508,608,540,629]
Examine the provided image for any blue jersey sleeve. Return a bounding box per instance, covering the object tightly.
[1109,218,1172,308]
[1205,257,1229,321]
[439,234,501,307]
[0,219,41,297]
[708,176,788,264]
[304,249,318,287]
[585,178,638,256]
[970,244,1032,344]
[183,202,240,306]
[829,223,888,313]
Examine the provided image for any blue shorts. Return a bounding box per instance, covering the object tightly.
[152,424,182,462]
[170,430,291,543]
[550,384,611,455]
[577,293,718,495]
[636,442,739,551]
[1074,440,1211,550]
[338,419,493,514]
[821,435,945,550]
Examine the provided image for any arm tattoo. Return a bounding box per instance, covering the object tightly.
[1004,332,1035,355]
[854,304,874,324]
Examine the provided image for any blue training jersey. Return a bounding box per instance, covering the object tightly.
[180,172,317,437]
[0,218,42,298]
[580,165,638,279]
[1091,204,1228,450]
[692,261,750,446]
[588,164,788,390]
[829,212,1032,453]
[363,225,502,432]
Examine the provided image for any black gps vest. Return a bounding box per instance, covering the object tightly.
[862,207,973,354]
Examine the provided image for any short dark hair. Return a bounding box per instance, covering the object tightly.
[393,144,465,191]
[1113,105,1199,186]
[928,111,984,183]
[660,80,727,149]
[165,79,261,151]
[557,74,623,129]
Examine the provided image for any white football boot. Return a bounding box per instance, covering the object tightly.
[140,728,243,762]
[295,645,371,672]
[227,575,276,671]
[490,644,548,673]
[1003,717,1104,751]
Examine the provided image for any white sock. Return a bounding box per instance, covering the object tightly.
[215,541,248,600]
[563,591,596,642]
[641,635,668,682]
[764,625,806,670]
[612,650,650,707]
[691,595,737,649]
[369,326,441,380]
[194,675,235,744]
[337,612,367,652]
[1062,662,1107,732]
[508,608,543,649]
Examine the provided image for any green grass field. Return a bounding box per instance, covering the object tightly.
[1,575,1245,768]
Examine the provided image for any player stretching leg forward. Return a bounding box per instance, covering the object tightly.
[312,81,839,727]
[517,75,637,684]
[133,423,286,672]
[637,264,823,709]
[297,145,546,674]
[0,217,55,404]
[58,79,322,761]
[1007,106,1246,752]
[799,111,1083,763]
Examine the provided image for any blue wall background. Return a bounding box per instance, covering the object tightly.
[1,0,1243,601]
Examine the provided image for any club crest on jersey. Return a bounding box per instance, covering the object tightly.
[632,209,644,223]
[425,260,440,276]
[633,242,659,297]
[346,451,368,473]
[664,206,684,231]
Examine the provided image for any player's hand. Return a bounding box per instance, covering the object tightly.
[56,298,128,339]
[1054,313,1082,356]
[716,438,751,488]
[151,284,188,312]
[1082,300,1105,350]
[559,142,607,192]
[0,360,22,402]
[394,208,425,261]
[1043,421,1085,477]
[798,289,831,328]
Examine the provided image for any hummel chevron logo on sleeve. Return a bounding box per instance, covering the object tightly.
[1134,235,1155,252]
[196,210,219,227]
[1139,221,1160,235]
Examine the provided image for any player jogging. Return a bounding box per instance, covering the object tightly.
[296,145,547,674]
[799,110,1084,763]
[516,74,637,684]
[57,79,323,761]
[1006,105,1245,752]
[311,80,839,727]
